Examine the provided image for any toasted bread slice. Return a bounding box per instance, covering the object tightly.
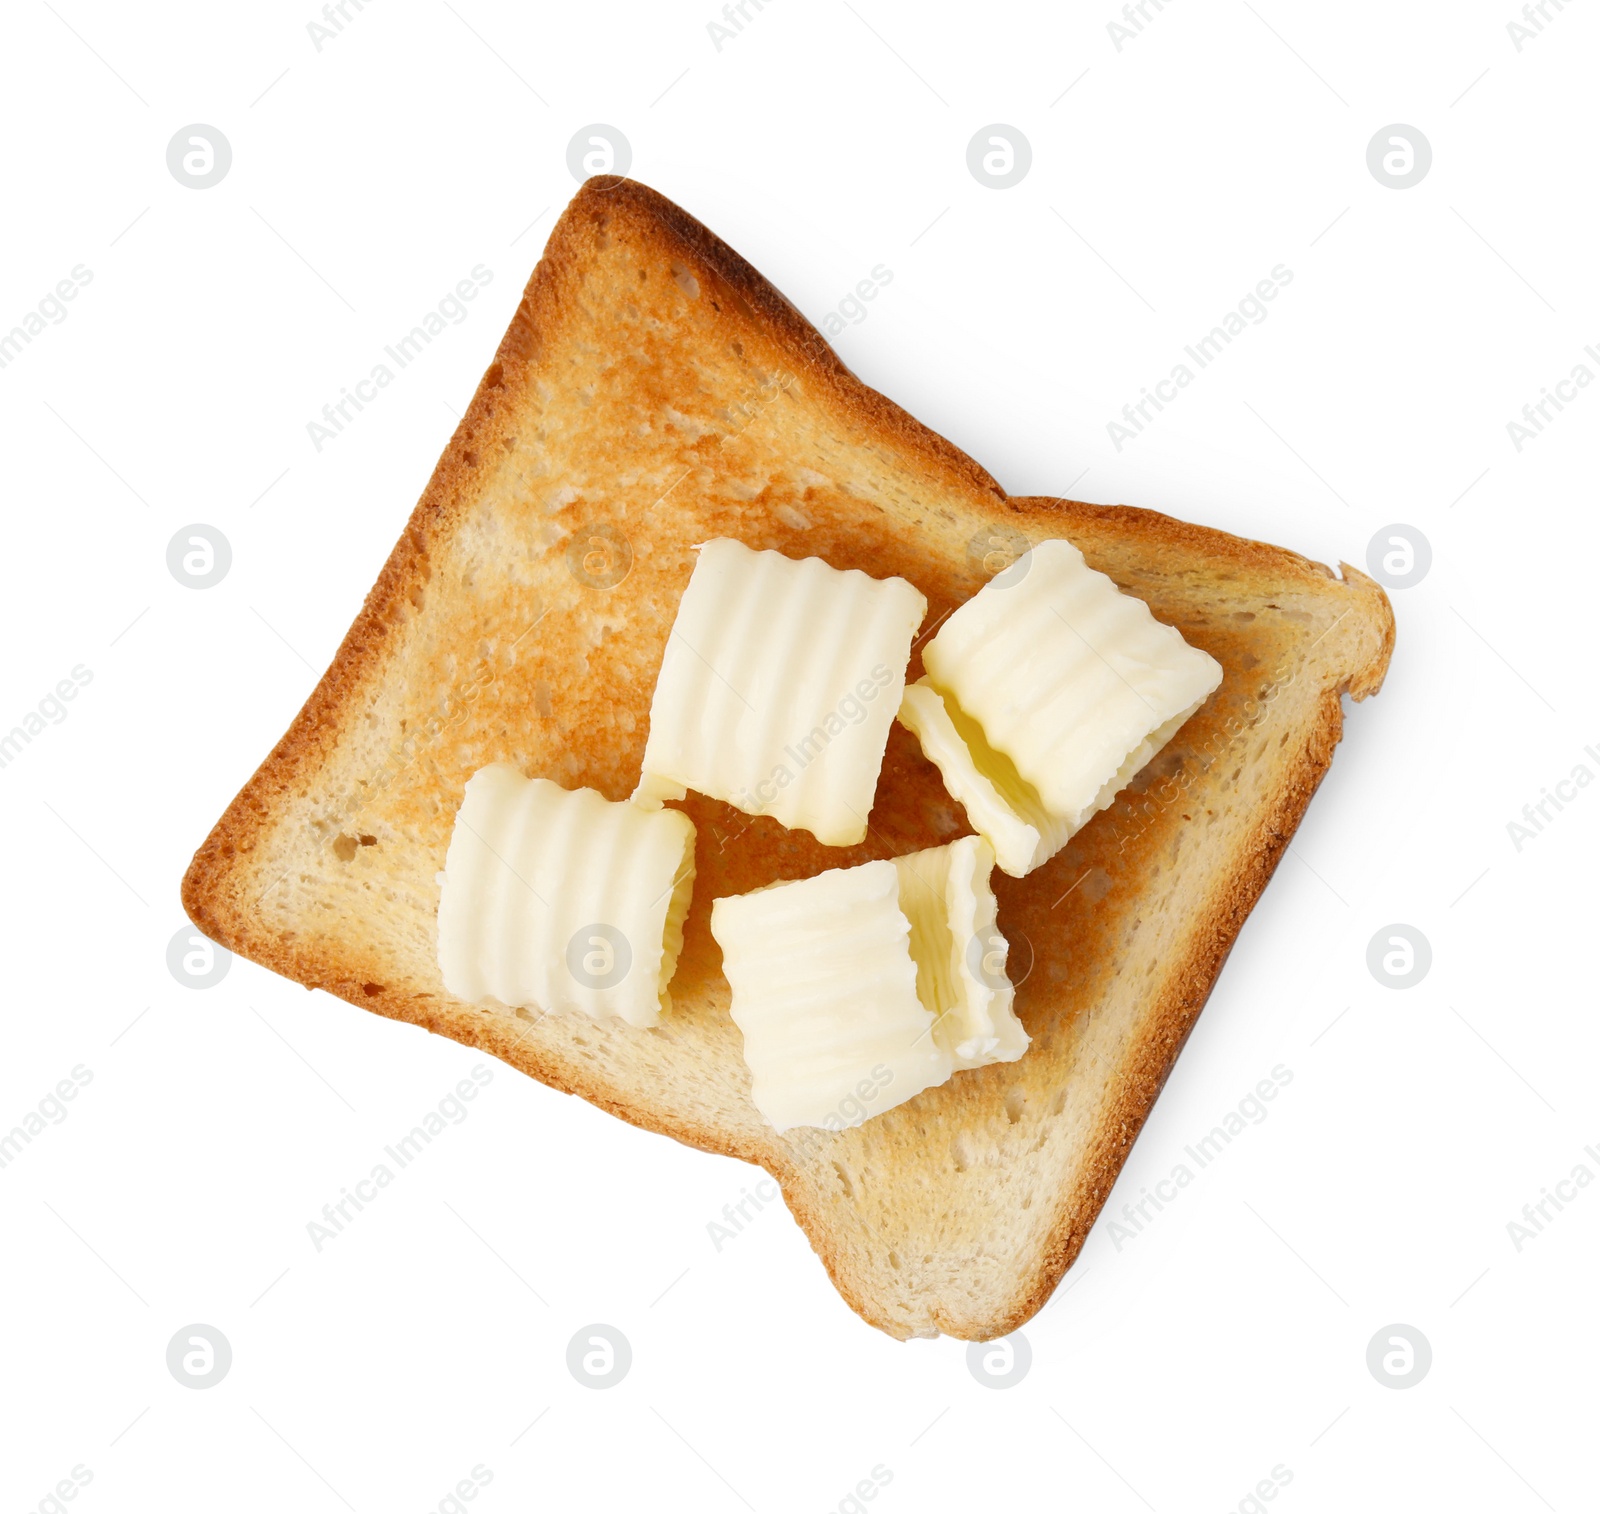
[181,177,1393,1340]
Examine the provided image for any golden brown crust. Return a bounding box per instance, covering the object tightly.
[181,178,1394,1340]
[773,505,1388,1338]
[982,671,1349,1337]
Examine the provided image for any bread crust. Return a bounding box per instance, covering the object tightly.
[182,178,1394,1340]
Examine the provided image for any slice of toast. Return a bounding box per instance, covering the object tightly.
[182,177,1393,1340]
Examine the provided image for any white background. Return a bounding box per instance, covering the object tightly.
[1,1,1595,1510]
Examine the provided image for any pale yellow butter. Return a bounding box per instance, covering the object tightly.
[902,538,1222,876]
[437,764,695,1029]
[633,538,926,846]
[710,838,1024,1133]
